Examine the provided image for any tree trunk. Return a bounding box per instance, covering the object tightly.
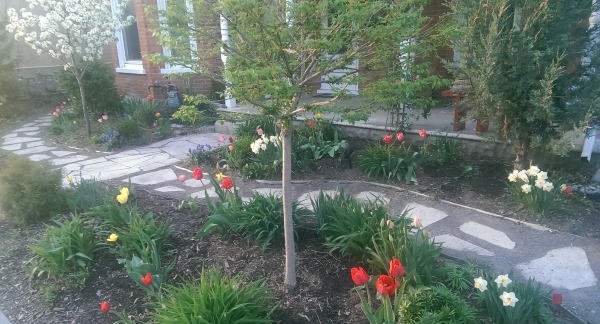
[75,74,91,138]
[513,137,530,170]
[281,126,296,288]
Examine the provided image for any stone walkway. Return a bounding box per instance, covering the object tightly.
[1,116,599,324]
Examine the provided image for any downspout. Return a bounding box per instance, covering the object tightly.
[220,14,236,109]
[581,1,599,161]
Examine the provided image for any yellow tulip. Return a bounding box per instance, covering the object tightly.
[316,112,323,119]
[116,193,128,204]
[66,175,73,183]
[120,187,129,196]
[216,173,223,181]
[107,233,118,243]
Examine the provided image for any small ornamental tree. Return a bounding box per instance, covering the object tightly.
[5,0,131,137]
[445,0,595,168]
[154,0,436,287]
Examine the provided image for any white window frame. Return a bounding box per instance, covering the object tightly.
[111,0,146,74]
[157,0,197,74]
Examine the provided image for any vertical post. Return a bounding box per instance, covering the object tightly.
[220,14,236,109]
[581,2,599,161]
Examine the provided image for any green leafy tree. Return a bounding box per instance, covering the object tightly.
[445,0,595,167]
[0,22,20,107]
[155,0,437,287]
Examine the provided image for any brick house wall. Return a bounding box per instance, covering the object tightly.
[109,0,217,101]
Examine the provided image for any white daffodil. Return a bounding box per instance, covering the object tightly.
[508,170,519,182]
[521,184,532,194]
[527,165,540,176]
[474,277,488,292]
[517,170,529,182]
[542,182,554,192]
[535,178,546,189]
[560,184,567,190]
[500,291,519,307]
[495,274,512,287]
[537,171,548,181]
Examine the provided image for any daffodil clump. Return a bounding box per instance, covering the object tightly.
[506,165,560,214]
[250,134,280,155]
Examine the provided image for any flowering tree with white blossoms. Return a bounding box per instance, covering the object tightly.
[5,0,131,137]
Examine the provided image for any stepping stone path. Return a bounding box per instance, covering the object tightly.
[1,114,600,324]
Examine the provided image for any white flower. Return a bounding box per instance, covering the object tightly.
[499,291,519,307]
[412,217,421,228]
[517,170,529,182]
[527,165,540,176]
[495,274,512,287]
[542,182,554,192]
[535,178,546,189]
[521,184,532,193]
[508,170,519,182]
[474,277,488,292]
[560,184,567,190]
[537,171,548,181]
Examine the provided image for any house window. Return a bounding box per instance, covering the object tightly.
[111,0,145,74]
[157,0,197,74]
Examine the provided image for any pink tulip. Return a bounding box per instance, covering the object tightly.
[257,128,263,136]
[228,145,235,151]
[147,94,154,101]
[178,175,186,182]
[102,115,108,120]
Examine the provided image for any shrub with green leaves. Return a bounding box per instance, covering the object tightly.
[171,94,216,125]
[67,177,110,213]
[506,165,561,214]
[358,141,420,183]
[234,115,277,138]
[199,177,308,251]
[59,60,121,116]
[367,216,442,286]
[424,135,463,166]
[433,261,478,292]
[150,268,275,324]
[474,273,553,324]
[114,119,143,144]
[398,285,477,323]
[122,97,163,127]
[0,155,67,225]
[311,189,389,260]
[114,213,172,262]
[49,109,79,136]
[29,215,100,285]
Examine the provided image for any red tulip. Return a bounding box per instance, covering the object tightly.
[228,136,234,143]
[147,94,154,101]
[307,119,315,127]
[221,177,233,190]
[552,293,562,305]
[192,167,203,180]
[228,145,235,151]
[389,258,405,278]
[350,267,369,286]
[376,275,400,296]
[419,129,427,137]
[562,186,573,195]
[178,175,186,182]
[100,301,110,313]
[383,135,393,145]
[140,273,153,286]
[395,132,405,142]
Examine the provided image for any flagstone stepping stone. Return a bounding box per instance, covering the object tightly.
[140,158,181,172]
[434,234,495,256]
[252,188,282,197]
[3,137,41,145]
[296,190,338,211]
[24,131,40,136]
[516,247,598,291]
[182,178,209,188]
[12,126,40,132]
[190,187,219,199]
[26,141,44,148]
[355,191,390,205]
[21,122,36,127]
[2,133,16,139]
[401,203,448,227]
[155,186,185,193]
[51,150,77,157]
[29,154,51,161]
[459,221,515,249]
[13,146,56,155]
[128,169,177,185]
[1,143,22,151]
[37,122,51,127]
[52,155,89,165]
